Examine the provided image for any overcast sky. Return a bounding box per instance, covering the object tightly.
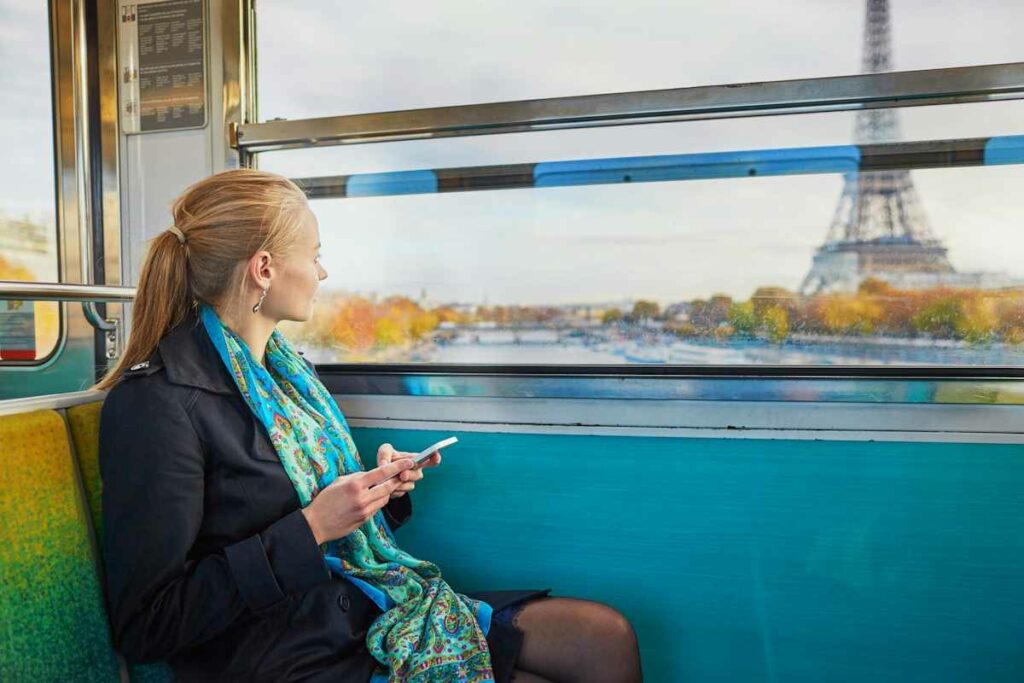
[256,0,1024,306]
[2,1,1022,305]
[0,1,55,223]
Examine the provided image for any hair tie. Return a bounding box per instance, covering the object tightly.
[167,225,186,244]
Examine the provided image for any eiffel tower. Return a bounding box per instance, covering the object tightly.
[799,0,954,295]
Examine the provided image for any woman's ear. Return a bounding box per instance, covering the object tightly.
[249,250,274,289]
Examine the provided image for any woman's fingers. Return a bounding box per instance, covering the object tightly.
[362,459,414,491]
[363,480,401,508]
[372,448,440,502]
[376,442,396,468]
[401,468,424,482]
[383,448,442,473]
[392,455,423,496]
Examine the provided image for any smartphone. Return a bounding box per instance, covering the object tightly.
[371,436,458,488]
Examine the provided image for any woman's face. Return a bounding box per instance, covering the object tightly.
[264,207,328,323]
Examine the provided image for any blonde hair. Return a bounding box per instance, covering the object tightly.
[93,168,309,391]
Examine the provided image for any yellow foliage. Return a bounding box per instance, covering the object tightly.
[760,306,789,343]
[410,311,440,339]
[814,295,883,335]
[374,317,405,347]
[751,286,797,315]
[283,292,445,359]
[957,296,998,343]
[0,254,59,358]
[0,254,34,281]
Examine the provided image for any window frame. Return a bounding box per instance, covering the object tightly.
[188,0,1023,403]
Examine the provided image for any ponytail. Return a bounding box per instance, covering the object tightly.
[92,169,308,391]
[92,230,193,391]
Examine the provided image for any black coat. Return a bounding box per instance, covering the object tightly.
[99,312,545,682]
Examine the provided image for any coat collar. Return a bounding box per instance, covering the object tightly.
[157,309,238,396]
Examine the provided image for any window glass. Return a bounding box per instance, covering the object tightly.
[258,0,1024,119]
[268,159,1024,366]
[0,1,60,362]
[260,1,1024,366]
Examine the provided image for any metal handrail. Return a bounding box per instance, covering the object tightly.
[293,135,1024,200]
[236,63,1024,153]
[0,281,136,302]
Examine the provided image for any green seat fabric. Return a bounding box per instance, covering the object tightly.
[66,401,176,683]
[0,409,121,681]
[67,401,104,541]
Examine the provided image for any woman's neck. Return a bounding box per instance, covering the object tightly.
[214,304,277,365]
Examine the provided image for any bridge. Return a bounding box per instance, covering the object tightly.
[435,324,604,344]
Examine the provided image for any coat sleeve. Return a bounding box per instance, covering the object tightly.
[383,488,413,531]
[300,355,413,532]
[99,382,330,664]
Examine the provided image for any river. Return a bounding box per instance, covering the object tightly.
[301,327,1024,366]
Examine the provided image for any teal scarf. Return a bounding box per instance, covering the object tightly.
[199,304,495,682]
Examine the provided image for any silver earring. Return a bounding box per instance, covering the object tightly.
[253,288,267,314]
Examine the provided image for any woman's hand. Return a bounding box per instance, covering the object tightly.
[300,459,415,544]
[376,442,442,499]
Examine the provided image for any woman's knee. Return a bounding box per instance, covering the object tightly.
[581,601,639,652]
[579,602,642,681]
[524,597,638,653]
[514,597,641,682]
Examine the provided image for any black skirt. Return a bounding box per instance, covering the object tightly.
[467,589,553,683]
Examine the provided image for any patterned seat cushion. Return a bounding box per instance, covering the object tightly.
[67,401,104,540]
[0,409,120,681]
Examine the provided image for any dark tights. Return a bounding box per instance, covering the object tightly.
[508,597,642,683]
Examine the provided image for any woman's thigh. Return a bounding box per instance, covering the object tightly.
[511,597,641,683]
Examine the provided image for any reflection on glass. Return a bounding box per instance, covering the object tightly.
[0,1,59,361]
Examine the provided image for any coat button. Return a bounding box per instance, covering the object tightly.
[338,594,350,611]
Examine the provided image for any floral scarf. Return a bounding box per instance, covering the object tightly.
[199,304,494,682]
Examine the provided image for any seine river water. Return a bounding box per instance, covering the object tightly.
[304,328,1024,366]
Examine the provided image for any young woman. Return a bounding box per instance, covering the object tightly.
[95,169,642,682]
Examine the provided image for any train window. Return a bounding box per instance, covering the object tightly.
[264,156,1024,367]
[257,2,1024,368]
[256,1,1023,120]
[0,1,60,364]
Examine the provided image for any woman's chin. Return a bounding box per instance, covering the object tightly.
[280,307,314,324]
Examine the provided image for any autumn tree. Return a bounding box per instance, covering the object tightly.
[602,308,623,324]
[631,300,660,322]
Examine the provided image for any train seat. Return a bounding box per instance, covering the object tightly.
[0,402,175,682]
[0,408,121,680]
[67,402,104,541]
[65,401,175,683]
